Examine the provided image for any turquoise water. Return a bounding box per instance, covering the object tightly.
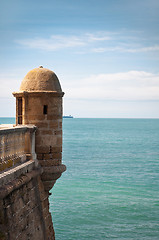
[50,118,159,240]
[1,118,159,239]
[0,117,15,124]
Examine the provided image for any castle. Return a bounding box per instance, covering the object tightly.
[0,66,66,239]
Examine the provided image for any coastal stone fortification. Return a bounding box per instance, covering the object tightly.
[0,67,66,240]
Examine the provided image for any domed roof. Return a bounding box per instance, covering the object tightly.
[20,66,62,92]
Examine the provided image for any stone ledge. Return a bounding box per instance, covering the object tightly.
[42,164,66,174]
[13,91,64,97]
[0,160,39,186]
[0,167,43,199]
[0,124,37,134]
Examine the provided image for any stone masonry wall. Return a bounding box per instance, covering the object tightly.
[0,172,55,240]
[21,93,65,192]
[24,94,63,163]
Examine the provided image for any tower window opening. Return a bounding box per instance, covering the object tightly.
[18,97,23,124]
[43,105,48,115]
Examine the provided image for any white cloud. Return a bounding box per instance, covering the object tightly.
[16,30,159,54]
[125,45,159,53]
[85,33,111,42]
[91,45,159,53]
[16,35,85,51]
[63,71,159,101]
[16,32,111,51]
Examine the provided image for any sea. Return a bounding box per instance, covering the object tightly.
[0,118,159,240]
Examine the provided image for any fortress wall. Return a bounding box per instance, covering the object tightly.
[0,170,54,240]
[0,126,55,240]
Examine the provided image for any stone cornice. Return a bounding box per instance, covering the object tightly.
[0,124,37,135]
[12,91,65,97]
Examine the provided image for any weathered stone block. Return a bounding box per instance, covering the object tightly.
[52,152,62,159]
[49,121,59,129]
[39,159,61,167]
[35,122,48,128]
[51,146,62,153]
[35,146,50,154]
[40,130,53,135]
[47,114,61,120]
[39,135,57,147]
[37,154,43,160]
[28,115,45,121]
[41,172,61,181]
[58,121,62,128]
[54,130,62,136]
[56,137,63,146]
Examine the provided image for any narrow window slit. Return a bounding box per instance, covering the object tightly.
[43,105,48,115]
[18,97,23,124]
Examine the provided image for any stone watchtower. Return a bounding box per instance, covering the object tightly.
[13,66,66,193]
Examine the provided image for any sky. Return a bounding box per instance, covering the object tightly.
[0,0,159,118]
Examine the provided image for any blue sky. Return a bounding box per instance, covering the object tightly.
[0,0,159,117]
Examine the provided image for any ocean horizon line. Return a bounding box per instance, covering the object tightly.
[0,117,159,120]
